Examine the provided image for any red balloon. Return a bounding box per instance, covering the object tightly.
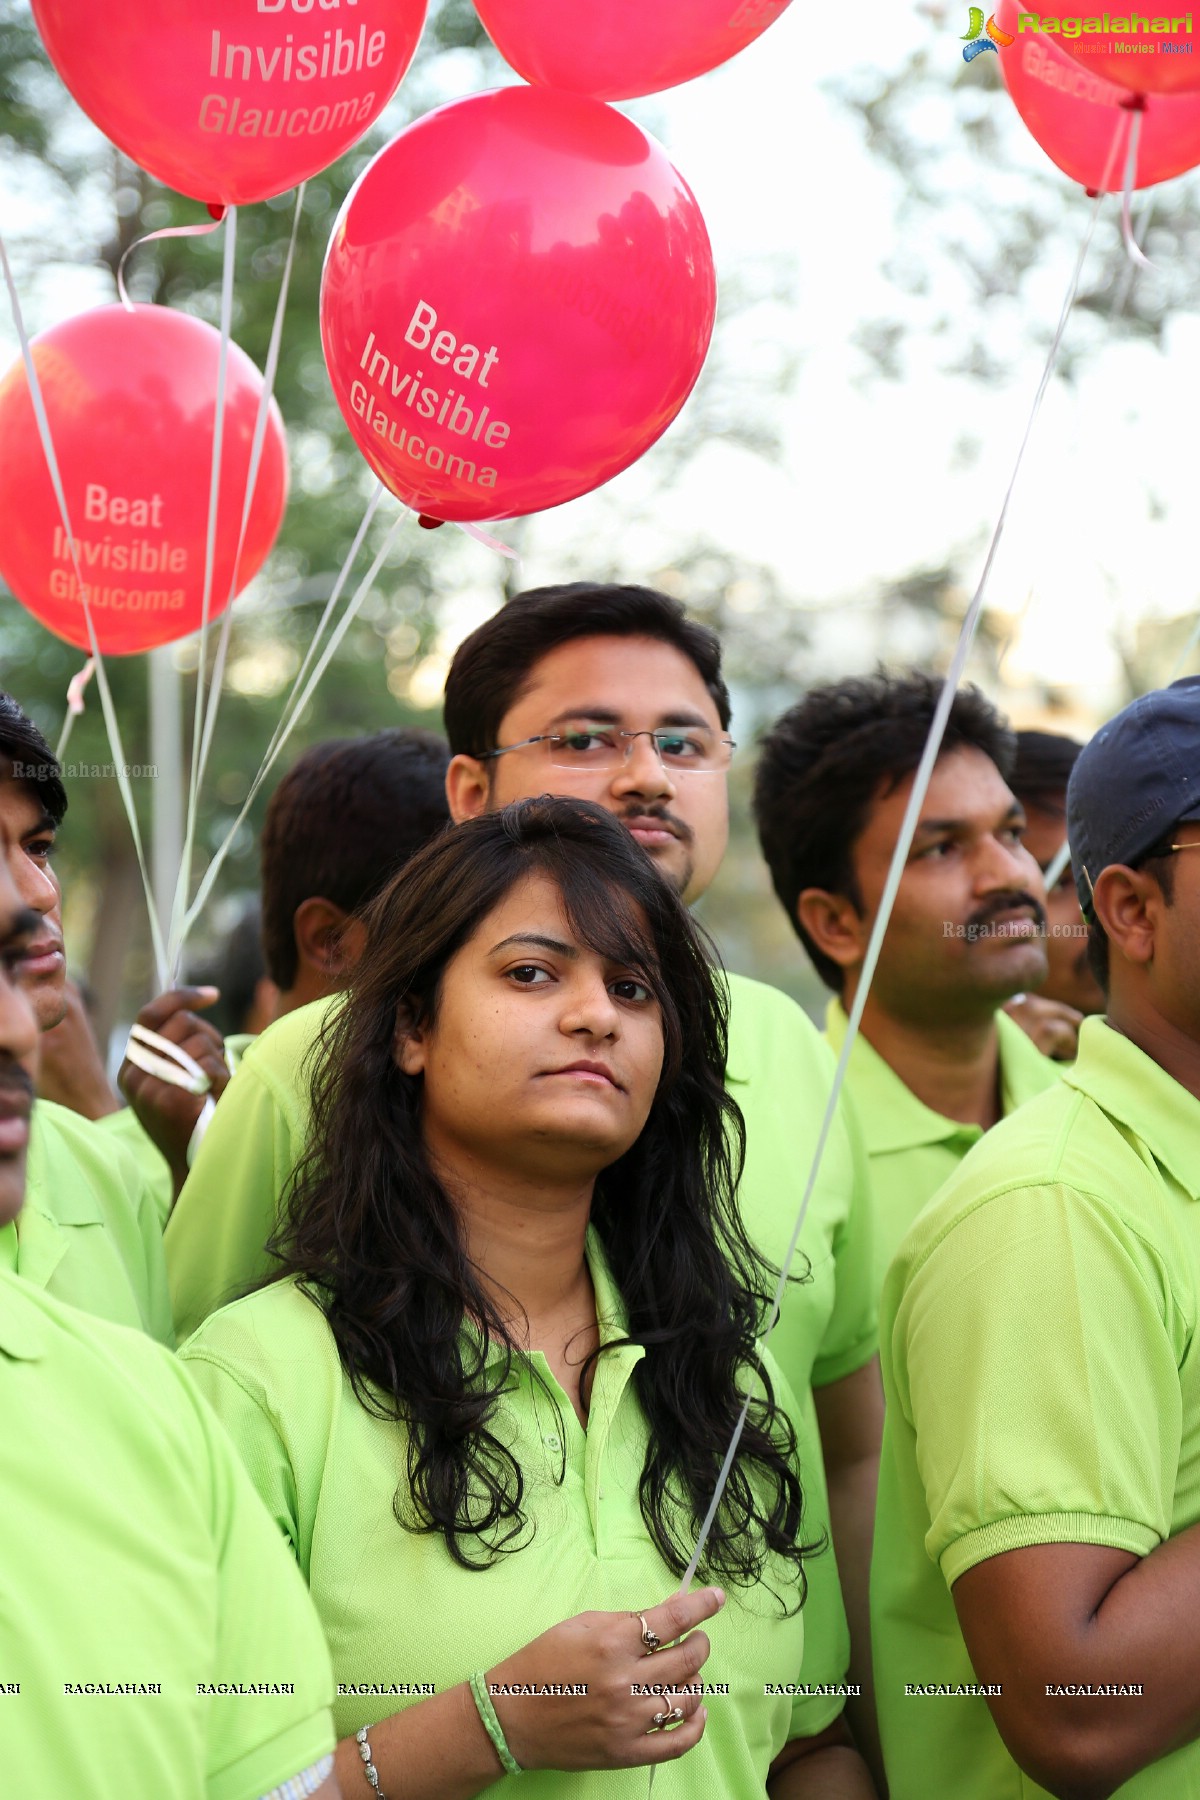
[1052,15,1200,95]
[475,0,794,102]
[997,0,1200,187]
[30,0,427,205]
[0,305,288,655]
[321,87,717,523]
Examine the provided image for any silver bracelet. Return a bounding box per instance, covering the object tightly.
[355,1724,388,1798]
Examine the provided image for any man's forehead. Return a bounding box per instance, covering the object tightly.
[501,635,719,726]
[0,777,55,836]
[867,746,1019,835]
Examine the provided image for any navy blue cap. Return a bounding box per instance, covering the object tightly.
[1067,675,1200,919]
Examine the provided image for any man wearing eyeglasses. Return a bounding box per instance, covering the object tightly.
[874,674,1200,1800]
[167,583,882,1796]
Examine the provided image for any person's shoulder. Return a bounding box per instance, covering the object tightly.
[996,1008,1066,1095]
[889,1078,1116,1285]
[220,996,346,1131]
[3,1271,201,1429]
[181,1277,336,1379]
[30,1098,147,1211]
[238,994,344,1079]
[724,972,832,1078]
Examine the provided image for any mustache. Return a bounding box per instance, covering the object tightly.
[964,890,1047,937]
[617,802,694,846]
[0,1063,35,1109]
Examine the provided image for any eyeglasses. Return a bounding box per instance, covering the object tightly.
[479,724,736,776]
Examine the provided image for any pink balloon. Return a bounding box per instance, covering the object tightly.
[1054,16,1200,95]
[0,305,288,655]
[475,0,794,102]
[321,87,716,523]
[997,0,1200,187]
[30,0,427,206]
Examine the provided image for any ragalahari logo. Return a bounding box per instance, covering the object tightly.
[962,8,1016,56]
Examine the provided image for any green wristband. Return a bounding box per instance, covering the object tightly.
[470,1669,523,1777]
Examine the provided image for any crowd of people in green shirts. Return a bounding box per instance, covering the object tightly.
[1,579,1196,1800]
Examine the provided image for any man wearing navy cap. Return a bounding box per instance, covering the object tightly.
[871,675,1200,1800]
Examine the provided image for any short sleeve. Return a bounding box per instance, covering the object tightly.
[811,1090,877,1389]
[165,1362,334,1800]
[894,1183,1182,1589]
[166,1059,300,1341]
[181,1336,305,1568]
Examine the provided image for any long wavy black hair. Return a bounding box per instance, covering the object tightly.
[269,796,812,1601]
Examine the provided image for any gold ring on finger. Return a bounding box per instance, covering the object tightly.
[636,1613,661,1654]
[650,1705,685,1730]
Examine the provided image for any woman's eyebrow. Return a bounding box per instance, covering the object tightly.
[488,933,578,959]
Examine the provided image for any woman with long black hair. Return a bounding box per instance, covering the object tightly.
[181,797,826,1797]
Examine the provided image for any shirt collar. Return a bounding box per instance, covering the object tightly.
[825,999,1057,1156]
[1065,1016,1200,1202]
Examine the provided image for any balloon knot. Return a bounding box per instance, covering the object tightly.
[1119,92,1148,111]
[206,203,228,222]
[417,514,445,531]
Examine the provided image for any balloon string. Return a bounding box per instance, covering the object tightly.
[672,178,1110,1606]
[0,231,169,988]
[1120,107,1154,269]
[54,658,96,760]
[117,213,228,311]
[179,502,408,938]
[196,184,307,796]
[167,204,238,981]
[453,520,520,561]
[242,481,386,794]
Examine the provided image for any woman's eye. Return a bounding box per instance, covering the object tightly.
[611,978,652,1003]
[508,964,551,985]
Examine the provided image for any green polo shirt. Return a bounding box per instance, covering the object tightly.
[873,1017,1200,1800]
[1,1099,174,1344]
[824,1000,1060,1291]
[94,1104,174,1230]
[182,1231,820,1793]
[165,975,876,1728]
[0,1268,335,1799]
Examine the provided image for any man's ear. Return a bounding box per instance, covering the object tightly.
[293,897,357,982]
[795,887,867,977]
[393,1000,426,1076]
[1092,864,1158,970]
[446,753,490,823]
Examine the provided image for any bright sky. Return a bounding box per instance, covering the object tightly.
[4,0,1200,733]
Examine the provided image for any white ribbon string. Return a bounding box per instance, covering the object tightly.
[54,658,96,760]
[242,483,385,804]
[117,213,228,311]
[122,1023,218,1168]
[124,1021,212,1095]
[168,204,238,980]
[453,519,520,560]
[1042,837,1071,895]
[0,230,170,988]
[671,173,1113,1612]
[178,503,409,940]
[1120,107,1155,269]
[196,185,308,796]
